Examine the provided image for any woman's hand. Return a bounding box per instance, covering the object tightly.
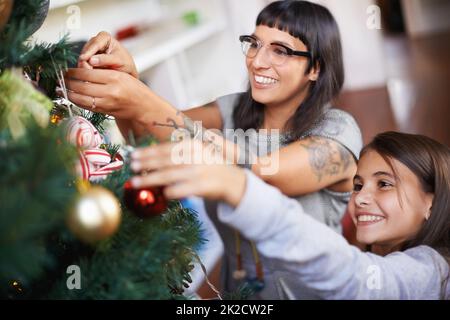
[130,140,247,208]
[65,68,150,121]
[65,67,202,142]
[78,31,139,79]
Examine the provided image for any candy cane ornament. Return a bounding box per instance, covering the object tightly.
[67,116,123,181]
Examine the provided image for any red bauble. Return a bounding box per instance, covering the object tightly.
[123,180,168,218]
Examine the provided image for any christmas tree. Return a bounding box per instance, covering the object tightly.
[0,0,205,300]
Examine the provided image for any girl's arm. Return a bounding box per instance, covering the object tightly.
[217,170,449,300]
[131,141,448,300]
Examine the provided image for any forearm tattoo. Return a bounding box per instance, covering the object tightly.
[153,112,223,153]
[300,137,353,182]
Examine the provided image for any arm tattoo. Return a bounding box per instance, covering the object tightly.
[300,137,353,182]
[153,112,223,153]
[338,142,352,172]
[153,112,202,138]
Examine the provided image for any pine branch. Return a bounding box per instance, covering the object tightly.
[0,0,42,45]
[222,284,254,300]
[48,205,203,299]
[46,150,205,300]
[1,0,54,72]
[101,144,121,160]
[163,205,205,295]
[0,70,53,139]
[24,36,77,99]
[0,20,31,70]
[0,124,78,299]
[80,110,110,134]
[9,0,43,24]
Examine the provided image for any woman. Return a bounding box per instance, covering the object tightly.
[130,132,450,299]
[66,1,362,298]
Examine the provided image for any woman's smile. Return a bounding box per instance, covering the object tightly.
[252,73,279,89]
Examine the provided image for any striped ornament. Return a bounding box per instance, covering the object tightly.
[66,116,123,181]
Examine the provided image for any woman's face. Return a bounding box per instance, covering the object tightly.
[348,150,433,252]
[246,25,318,109]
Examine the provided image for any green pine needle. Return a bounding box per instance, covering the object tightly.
[80,110,110,134]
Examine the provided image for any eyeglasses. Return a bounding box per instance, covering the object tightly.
[239,35,311,66]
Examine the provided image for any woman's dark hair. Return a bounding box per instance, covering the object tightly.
[361,132,450,257]
[233,0,344,140]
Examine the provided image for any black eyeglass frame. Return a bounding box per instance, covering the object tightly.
[239,35,312,59]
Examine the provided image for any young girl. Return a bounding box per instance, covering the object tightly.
[130,131,450,299]
[66,1,362,298]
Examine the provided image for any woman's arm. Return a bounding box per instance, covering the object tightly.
[64,69,220,140]
[72,32,356,195]
[254,137,356,196]
[115,102,223,142]
[65,67,356,195]
[183,102,223,130]
[69,27,357,194]
[217,171,448,300]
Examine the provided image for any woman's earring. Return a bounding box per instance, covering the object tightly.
[425,208,432,221]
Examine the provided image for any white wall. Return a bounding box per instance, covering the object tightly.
[35,0,164,42]
[315,0,387,90]
[402,0,450,38]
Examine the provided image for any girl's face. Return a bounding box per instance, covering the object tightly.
[348,150,433,252]
[246,25,318,109]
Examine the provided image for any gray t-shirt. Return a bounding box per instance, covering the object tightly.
[205,92,363,299]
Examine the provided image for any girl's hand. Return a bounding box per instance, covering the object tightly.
[130,140,247,208]
[78,31,139,79]
[65,68,150,121]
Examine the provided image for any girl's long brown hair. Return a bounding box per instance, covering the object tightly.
[362,132,450,258]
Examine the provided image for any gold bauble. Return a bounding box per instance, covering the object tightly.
[0,0,13,32]
[68,186,122,244]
